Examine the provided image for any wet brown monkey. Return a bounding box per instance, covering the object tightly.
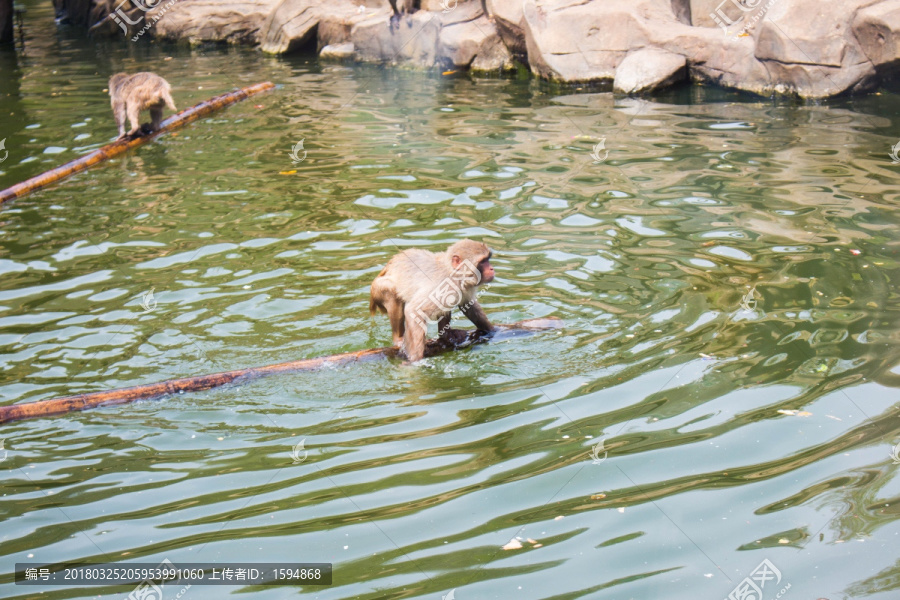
[108,72,177,140]
[370,239,495,362]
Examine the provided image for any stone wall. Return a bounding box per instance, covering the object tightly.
[75,0,900,98]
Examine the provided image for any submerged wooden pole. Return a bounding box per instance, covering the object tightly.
[0,81,275,204]
[0,318,561,424]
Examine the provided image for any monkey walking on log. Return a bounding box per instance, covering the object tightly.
[108,72,177,140]
[370,239,496,362]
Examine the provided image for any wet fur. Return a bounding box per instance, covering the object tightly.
[370,239,494,361]
[109,72,177,140]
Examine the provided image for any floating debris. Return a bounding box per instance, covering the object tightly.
[502,538,523,550]
[777,410,812,417]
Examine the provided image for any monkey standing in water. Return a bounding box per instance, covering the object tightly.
[108,72,177,140]
[370,239,495,362]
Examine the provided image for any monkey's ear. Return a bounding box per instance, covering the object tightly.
[451,254,462,268]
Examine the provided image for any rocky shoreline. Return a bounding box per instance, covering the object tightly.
[78,0,900,99]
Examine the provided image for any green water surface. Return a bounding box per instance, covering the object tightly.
[1,2,900,599]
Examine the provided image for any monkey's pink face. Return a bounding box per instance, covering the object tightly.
[477,257,494,284]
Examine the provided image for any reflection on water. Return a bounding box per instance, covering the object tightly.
[1,2,900,599]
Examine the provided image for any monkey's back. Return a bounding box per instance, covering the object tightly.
[378,248,446,302]
[113,72,175,111]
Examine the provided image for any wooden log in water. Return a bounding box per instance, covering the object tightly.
[0,81,275,204]
[0,318,562,425]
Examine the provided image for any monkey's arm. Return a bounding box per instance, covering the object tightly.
[438,313,468,345]
[461,301,493,332]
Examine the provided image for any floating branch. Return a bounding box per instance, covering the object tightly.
[0,318,562,424]
[0,81,275,204]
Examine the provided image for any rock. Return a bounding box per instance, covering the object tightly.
[105,0,900,99]
[152,0,276,44]
[320,42,356,60]
[854,0,900,68]
[754,0,878,96]
[613,47,686,93]
[522,0,672,82]
[671,0,691,25]
[471,31,515,71]
[662,28,769,93]
[439,12,512,70]
[316,2,381,49]
[691,0,744,30]
[422,0,480,11]
[487,0,527,58]
[352,10,441,67]
[258,0,319,54]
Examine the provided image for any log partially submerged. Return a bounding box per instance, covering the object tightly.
[0,81,275,204]
[0,318,561,424]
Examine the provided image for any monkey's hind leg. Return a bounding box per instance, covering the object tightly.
[126,103,143,138]
[371,277,405,347]
[113,100,128,139]
[146,91,176,134]
[385,298,406,347]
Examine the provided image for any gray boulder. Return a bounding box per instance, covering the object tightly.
[614,47,687,94]
[854,0,900,69]
[135,0,900,99]
[320,42,356,60]
[152,0,275,44]
[487,0,528,58]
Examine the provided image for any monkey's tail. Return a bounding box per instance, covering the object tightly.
[163,90,176,112]
[370,270,389,316]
